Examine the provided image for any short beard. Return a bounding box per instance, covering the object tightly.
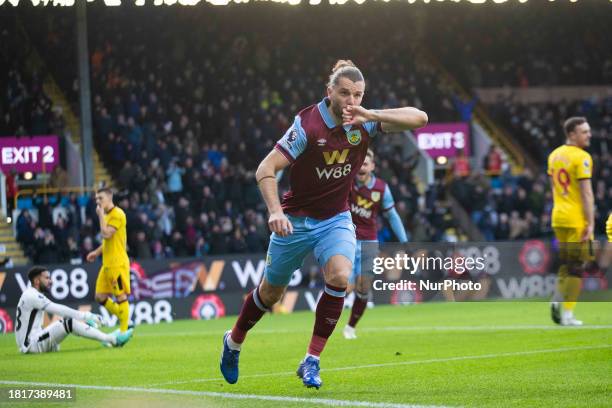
[330,102,343,120]
[39,283,49,294]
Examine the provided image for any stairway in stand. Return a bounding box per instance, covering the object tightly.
[42,81,114,188]
[2,19,118,267]
[0,223,28,266]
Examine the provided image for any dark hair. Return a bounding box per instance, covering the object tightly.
[28,266,48,284]
[96,187,113,196]
[366,148,374,159]
[563,117,587,137]
[327,59,364,88]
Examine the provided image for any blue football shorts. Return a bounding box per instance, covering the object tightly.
[264,211,356,286]
[349,240,379,284]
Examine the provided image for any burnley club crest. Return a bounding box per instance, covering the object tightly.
[346,130,362,145]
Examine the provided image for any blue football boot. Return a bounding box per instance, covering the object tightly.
[220,330,240,384]
[296,356,322,389]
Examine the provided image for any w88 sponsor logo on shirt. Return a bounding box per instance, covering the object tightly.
[315,149,352,180]
[316,164,352,180]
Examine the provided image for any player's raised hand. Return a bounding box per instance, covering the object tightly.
[343,105,371,126]
[269,211,293,237]
[96,204,105,218]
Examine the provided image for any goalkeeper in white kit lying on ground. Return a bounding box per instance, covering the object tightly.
[14,266,133,354]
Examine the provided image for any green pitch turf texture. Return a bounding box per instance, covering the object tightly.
[0,301,610,408]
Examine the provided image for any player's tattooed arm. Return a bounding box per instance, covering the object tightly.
[342,105,428,132]
[256,149,294,237]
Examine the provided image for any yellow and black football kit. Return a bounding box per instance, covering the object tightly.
[547,145,593,313]
[95,206,130,332]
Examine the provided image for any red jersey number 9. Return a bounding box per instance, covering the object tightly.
[553,168,571,195]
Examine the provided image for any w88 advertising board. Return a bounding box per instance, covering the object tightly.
[0,241,609,333]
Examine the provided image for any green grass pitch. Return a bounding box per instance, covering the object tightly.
[0,301,610,407]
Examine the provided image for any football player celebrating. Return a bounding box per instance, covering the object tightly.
[343,148,408,340]
[219,59,427,389]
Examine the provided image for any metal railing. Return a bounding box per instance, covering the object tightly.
[14,186,97,209]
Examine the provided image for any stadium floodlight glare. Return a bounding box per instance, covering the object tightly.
[436,156,448,165]
[23,172,33,180]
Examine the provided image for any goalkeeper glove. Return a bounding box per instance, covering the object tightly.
[84,312,104,329]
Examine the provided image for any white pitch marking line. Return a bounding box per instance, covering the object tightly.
[3,325,606,341]
[136,324,612,337]
[0,325,612,342]
[0,380,452,408]
[149,344,612,387]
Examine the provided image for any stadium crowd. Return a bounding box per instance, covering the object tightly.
[0,14,64,139]
[424,2,612,241]
[8,6,464,263]
[458,97,612,241]
[427,3,612,88]
[3,3,611,265]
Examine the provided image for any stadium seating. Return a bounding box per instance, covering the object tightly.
[4,2,611,265]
